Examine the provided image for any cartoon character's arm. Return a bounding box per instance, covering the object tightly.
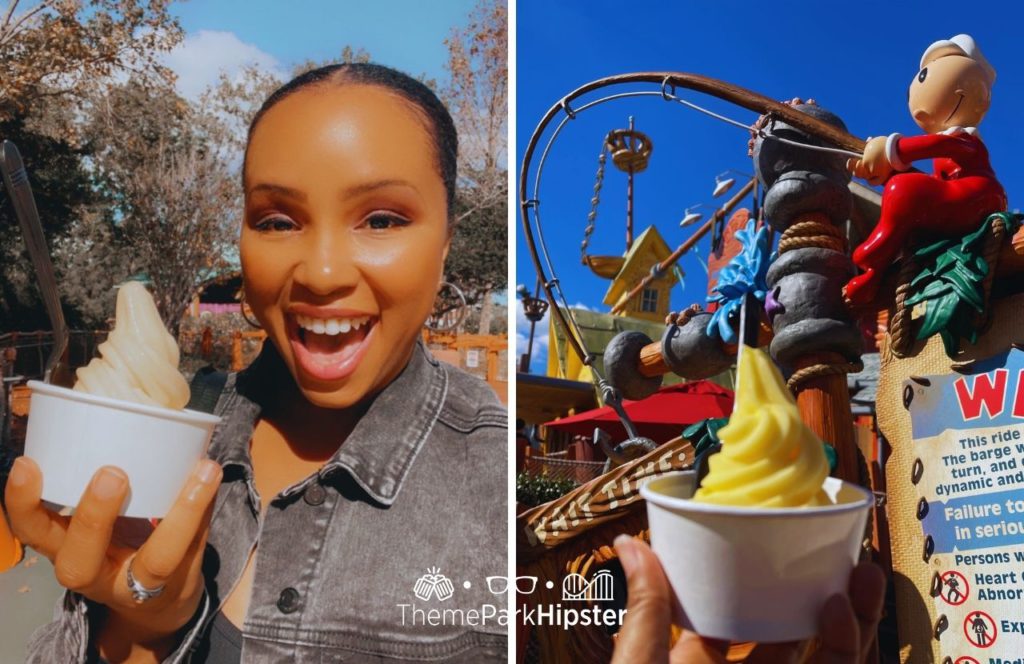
[884,132,981,170]
[848,136,892,185]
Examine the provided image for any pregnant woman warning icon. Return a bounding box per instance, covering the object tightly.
[964,610,997,648]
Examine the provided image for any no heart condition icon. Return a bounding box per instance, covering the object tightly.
[939,570,969,606]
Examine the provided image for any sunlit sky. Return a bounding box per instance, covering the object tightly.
[515,0,1024,371]
[167,1,476,97]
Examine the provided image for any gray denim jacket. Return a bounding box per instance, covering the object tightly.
[25,341,509,662]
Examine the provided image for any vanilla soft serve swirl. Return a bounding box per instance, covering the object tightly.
[693,347,829,507]
[74,282,190,409]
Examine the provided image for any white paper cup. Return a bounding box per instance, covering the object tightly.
[640,471,872,643]
[24,381,221,518]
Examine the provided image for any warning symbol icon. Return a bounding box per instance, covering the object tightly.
[939,570,969,606]
[963,610,997,648]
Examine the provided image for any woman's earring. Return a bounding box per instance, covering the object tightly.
[425,281,468,332]
[239,292,262,329]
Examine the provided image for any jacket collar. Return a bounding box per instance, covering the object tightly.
[942,125,979,137]
[209,339,447,507]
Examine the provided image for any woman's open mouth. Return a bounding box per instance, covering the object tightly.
[287,312,377,382]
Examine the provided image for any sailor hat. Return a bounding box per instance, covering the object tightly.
[921,34,996,83]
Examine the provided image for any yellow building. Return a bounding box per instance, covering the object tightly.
[547,225,680,387]
[601,226,676,322]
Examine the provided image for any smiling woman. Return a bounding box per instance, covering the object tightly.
[241,75,452,406]
[9,64,508,663]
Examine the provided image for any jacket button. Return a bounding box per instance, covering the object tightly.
[277,587,301,614]
[303,482,326,506]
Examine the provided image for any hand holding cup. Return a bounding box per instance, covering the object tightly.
[5,456,222,659]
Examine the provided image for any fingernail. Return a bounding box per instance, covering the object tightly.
[92,467,127,499]
[9,457,28,486]
[196,460,220,484]
[614,534,638,575]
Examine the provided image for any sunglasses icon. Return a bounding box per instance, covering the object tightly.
[486,576,538,595]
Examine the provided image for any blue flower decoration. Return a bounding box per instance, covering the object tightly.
[706,220,771,343]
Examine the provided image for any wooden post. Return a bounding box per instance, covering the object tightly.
[794,352,859,480]
[487,344,499,384]
[753,103,863,485]
[231,331,243,371]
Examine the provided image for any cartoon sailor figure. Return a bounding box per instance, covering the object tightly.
[845,34,1007,305]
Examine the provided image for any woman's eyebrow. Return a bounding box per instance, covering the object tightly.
[248,183,308,201]
[342,179,419,198]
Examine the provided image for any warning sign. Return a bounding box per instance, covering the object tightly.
[940,570,969,606]
[898,347,1024,658]
[953,657,980,664]
[963,610,997,648]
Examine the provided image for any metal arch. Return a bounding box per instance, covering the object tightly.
[519,71,869,366]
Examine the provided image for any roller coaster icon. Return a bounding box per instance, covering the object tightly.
[561,569,615,602]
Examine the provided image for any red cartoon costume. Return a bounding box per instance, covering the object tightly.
[844,34,1006,305]
[845,127,1007,304]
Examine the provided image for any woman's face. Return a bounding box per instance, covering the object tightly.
[241,83,450,408]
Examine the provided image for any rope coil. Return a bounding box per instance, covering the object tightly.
[888,256,920,358]
[777,220,846,254]
[787,359,864,392]
[775,220,861,392]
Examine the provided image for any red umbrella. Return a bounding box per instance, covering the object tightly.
[544,380,734,444]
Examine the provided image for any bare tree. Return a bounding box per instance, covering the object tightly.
[0,0,182,331]
[0,0,181,134]
[444,0,507,224]
[86,79,239,335]
[442,0,508,334]
[197,65,282,155]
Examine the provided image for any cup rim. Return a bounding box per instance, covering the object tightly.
[640,471,874,518]
[27,380,221,426]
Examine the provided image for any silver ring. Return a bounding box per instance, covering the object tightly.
[126,557,165,604]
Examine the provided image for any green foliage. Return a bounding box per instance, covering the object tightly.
[0,111,98,332]
[446,186,507,308]
[823,443,837,473]
[516,472,577,507]
[905,213,1018,357]
[682,417,728,456]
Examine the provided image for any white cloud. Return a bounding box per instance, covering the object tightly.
[516,298,549,372]
[162,30,287,100]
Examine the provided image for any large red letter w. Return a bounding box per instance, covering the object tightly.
[954,369,1008,421]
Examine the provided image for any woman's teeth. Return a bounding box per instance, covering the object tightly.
[295,314,371,336]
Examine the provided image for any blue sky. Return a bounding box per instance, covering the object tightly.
[515,0,1024,372]
[166,1,477,97]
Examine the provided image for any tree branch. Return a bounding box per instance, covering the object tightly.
[0,1,50,46]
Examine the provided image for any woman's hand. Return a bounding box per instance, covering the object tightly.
[5,456,222,661]
[610,535,886,664]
